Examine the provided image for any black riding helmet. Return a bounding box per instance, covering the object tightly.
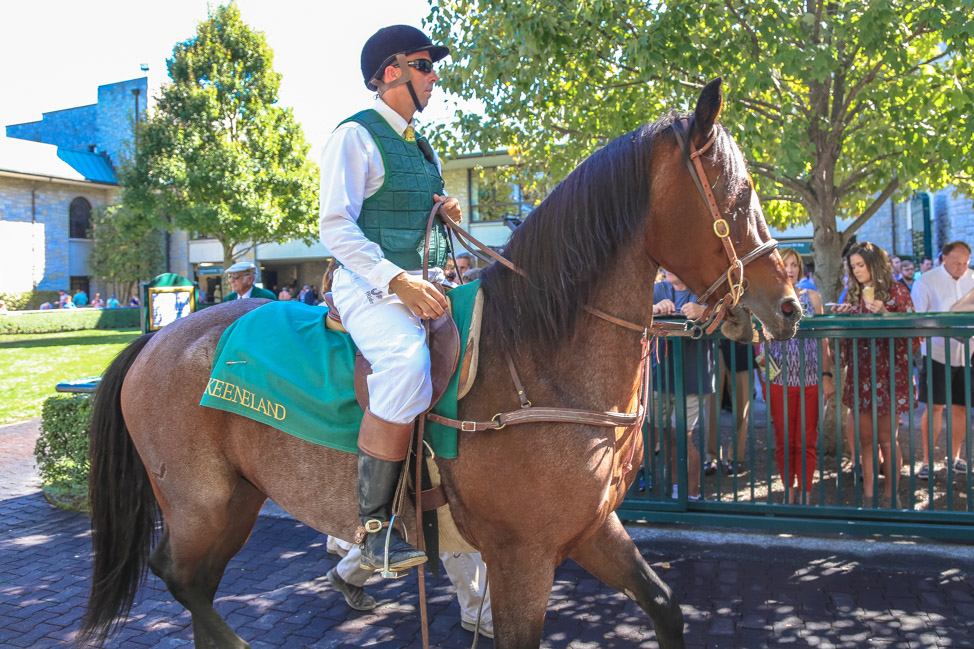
[361,25,449,91]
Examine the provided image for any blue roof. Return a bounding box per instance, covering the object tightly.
[56,148,117,184]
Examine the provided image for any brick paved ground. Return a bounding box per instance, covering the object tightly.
[3,418,974,648]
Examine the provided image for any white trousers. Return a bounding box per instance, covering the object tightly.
[332,267,433,424]
[441,551,493,631]
[331,537,492,632]
[333,537,372,586]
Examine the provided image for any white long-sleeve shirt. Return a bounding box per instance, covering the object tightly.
[911,264,974,366]
[318,98,443,292]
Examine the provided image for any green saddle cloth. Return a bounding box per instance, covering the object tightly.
[199,280,481,458]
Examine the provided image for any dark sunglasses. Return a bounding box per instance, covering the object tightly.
[396,59,435,74]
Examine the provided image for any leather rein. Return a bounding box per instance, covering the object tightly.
[423,115,778,437]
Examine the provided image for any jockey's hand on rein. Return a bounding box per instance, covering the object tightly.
[389,273,448,320]
[433,194,462,224]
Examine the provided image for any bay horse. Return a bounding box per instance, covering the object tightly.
[80,78,801,649]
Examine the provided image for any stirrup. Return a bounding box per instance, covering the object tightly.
[356,514,424,578]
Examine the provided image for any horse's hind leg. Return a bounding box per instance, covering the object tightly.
[569,513,686,649]
[149,477,266,649]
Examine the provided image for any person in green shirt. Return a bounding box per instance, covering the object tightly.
[223,261,277,301]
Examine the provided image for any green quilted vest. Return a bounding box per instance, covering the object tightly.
[341,109,450,270]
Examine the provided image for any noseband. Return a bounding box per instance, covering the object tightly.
[670,113,778,336]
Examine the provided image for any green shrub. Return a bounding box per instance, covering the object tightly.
[0,290,59,311]
[0,307,140,335]
[35,395,92,510]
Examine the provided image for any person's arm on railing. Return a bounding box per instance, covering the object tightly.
[949,285,974,312]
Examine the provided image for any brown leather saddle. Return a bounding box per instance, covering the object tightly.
[322,292,461,411]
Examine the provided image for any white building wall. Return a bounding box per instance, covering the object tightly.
[0,221,45,293]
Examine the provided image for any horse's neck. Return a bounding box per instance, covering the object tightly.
[519,246,656,411]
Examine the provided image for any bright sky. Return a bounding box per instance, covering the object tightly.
[0,0,468,158]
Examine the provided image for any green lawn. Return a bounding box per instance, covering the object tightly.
[0,328,141,424]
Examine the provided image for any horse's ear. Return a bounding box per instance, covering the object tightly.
[692,77,724,141]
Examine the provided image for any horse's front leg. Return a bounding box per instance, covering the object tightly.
[569,513,686,649]
[482,542,557,649]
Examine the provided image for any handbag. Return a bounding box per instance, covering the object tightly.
[754,349,782,383]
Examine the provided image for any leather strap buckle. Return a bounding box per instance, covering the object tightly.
[461,420,477,432]
[713,218,731,238]
[365,519,385,534]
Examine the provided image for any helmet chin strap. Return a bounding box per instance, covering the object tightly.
[372,53,425,113]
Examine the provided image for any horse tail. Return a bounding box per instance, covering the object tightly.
[79,333,159,647]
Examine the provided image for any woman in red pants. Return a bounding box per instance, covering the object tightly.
[765,248,835,504]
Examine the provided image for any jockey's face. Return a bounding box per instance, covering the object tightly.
[382,51,437,117]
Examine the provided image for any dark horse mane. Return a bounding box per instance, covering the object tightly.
[479,113,675,349]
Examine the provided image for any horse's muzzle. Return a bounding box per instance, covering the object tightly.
[776,296,803,336]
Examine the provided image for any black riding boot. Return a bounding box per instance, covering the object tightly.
[357,451,428,572]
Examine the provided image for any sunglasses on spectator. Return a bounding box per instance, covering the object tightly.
[396,59,435,74]
[228,272,252,280]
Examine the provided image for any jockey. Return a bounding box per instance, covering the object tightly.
[318,25,462,573]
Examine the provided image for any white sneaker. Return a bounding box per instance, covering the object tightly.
[953,458,969,475]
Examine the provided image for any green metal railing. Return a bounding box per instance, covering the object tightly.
[619,312,974,539]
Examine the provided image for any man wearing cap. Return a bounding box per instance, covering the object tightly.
[319,24,461,574]
[223,261,277,301]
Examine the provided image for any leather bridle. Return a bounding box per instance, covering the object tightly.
[669,113,778,337]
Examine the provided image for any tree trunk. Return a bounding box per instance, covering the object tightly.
[810,205,845,304]
[809,202,845,455]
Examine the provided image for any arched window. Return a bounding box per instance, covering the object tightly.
[69,197,92,239]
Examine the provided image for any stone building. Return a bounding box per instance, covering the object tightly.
[855,190,974,262]
[1,78,149,300]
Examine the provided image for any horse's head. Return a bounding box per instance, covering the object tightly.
[648,78,800,342]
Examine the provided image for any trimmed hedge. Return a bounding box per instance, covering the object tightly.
[0,290,59,311]
[35,395,92,511]
[0,306,140,335]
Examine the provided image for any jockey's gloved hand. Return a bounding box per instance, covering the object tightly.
[433,194,462,224]
[389,273,447,320]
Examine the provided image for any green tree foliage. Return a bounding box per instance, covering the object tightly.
[88,205,165,300]
[121,3,319,291]
[430,1,974,298]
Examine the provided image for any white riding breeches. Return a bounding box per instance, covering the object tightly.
[331,267,433,424]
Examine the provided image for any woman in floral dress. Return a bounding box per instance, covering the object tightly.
[833,242,919,508]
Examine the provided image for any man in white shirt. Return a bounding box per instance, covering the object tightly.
[910,241,974,478]
[319,25,461,573]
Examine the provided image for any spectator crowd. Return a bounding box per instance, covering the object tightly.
[650,240,974,509]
